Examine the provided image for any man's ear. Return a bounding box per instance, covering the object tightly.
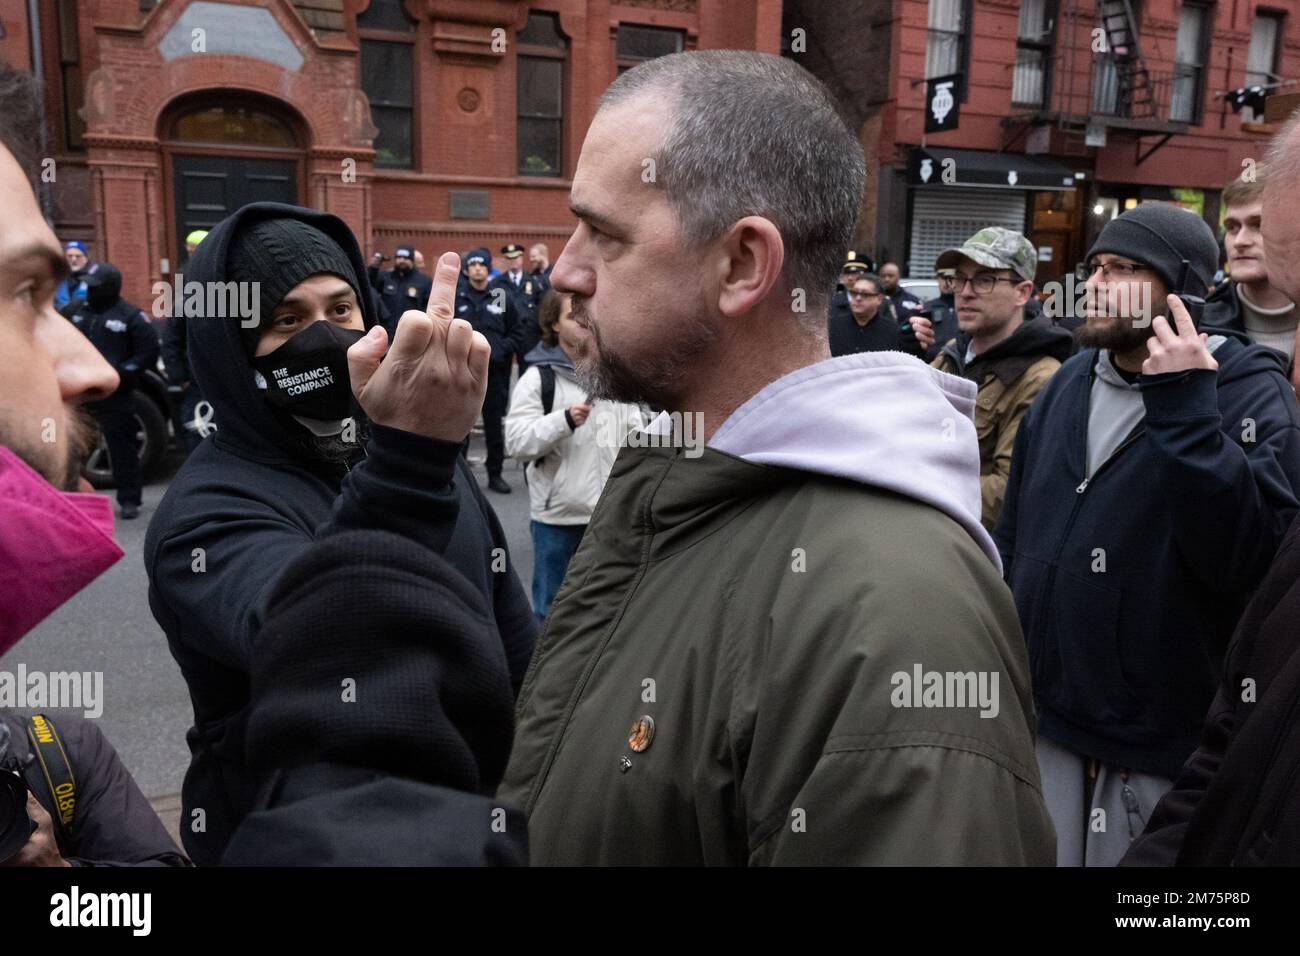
[1015,280,1034,307]
[716,216,784,319]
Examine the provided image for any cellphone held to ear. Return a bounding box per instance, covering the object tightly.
[1173,258,1206,329]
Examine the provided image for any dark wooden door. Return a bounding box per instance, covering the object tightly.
[172,154,297,265]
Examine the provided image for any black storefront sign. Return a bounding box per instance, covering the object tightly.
[925,73,962,134]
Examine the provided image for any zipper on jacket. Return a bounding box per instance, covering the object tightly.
[1036,427,1146,649]
[1074,428,1143,496]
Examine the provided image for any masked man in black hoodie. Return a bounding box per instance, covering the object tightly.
[144,203,537,865]
[67,263,160,519]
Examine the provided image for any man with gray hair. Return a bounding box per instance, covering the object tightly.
[500,50,1054,865]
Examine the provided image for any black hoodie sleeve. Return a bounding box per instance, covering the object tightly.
[150,425,468,674]
[318,424,464,551]
[1140,364,1300,592]
[460,466,540,691]
[221,530,526,866]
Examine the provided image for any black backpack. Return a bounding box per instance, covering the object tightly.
[538,364,557,415]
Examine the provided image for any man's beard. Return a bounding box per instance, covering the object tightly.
[1076,314,1158,353]
[280,407,371,471]
[309,415,370,469]
[568,295,717,405]
[0,407,100,492]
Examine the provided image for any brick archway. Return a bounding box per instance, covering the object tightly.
[156,92,310,272]
[80,1,376,306]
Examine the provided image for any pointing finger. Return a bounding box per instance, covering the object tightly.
[427,252,461,324]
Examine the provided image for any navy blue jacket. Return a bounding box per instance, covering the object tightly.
[995,334,1300,777]
[373,266,432,321]
[68,296,159,390]
[456,280,523,366]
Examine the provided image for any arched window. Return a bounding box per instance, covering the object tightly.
[170,105,297,148]
[358,0,417,168]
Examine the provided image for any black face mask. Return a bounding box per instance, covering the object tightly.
[393,262,412,277]
[250,321,366,421]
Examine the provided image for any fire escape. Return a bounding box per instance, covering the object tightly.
[1004,0,1188,164]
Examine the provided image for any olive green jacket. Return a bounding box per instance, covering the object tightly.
[500,442,1055,865]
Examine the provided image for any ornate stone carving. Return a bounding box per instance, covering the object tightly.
[346,89,381,145]
[457,87,481,112]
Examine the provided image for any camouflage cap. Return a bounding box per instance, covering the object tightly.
[935,227,1037,283]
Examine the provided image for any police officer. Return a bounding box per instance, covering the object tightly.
[457,248,523,494]
[68,263,160,518]
[827,251,872,330]
[373,244,432,320]
[498,243,543,371]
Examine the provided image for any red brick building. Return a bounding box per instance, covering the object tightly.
[786,0,1300,284]
[0,0,781,306]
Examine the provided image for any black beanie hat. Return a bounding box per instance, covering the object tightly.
[1086,202,1220,298]
[227,217,366,354]
[82,262,122,308]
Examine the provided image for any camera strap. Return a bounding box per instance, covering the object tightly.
[24,714,77,849]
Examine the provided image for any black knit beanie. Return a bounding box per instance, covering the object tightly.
[1086,202,1220,298]
[227,217,366,354]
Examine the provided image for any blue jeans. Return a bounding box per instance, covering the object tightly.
[530,521,587,624]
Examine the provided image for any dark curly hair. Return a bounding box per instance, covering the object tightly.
[0,60,44,188]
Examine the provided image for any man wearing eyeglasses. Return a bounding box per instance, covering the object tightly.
[828,272,904,357]
[994,202,1300,866]
[927,229,1073,530]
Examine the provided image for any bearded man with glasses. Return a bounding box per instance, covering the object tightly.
[993,202,1300,866]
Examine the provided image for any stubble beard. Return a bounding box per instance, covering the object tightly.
[568,294,718,406]
[0,406,101,492]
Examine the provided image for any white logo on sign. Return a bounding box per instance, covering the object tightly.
[920,158,933,183]
[930,81,955,125]
[1007,170,1018,185]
